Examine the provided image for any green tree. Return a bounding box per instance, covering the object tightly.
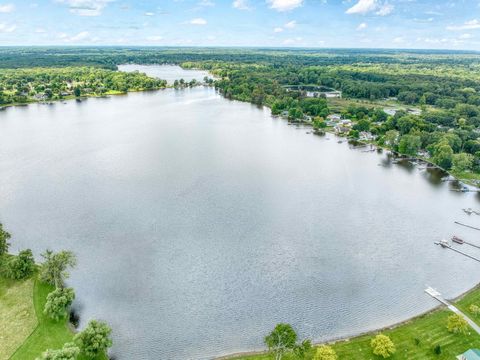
[313,345,338,360]
[73,87,81,97]
[293,339,312,359]
[433,141,454,170]
[40,250,77,289]
[398,134,421,156]
[0,222,11,256]
[452,153,473,172]
[36,342,80,360]
[447,313,468,334]
[5,249,35,279]
[384,130,399,149]
[74,320,112,359]
[371,334,396,358]
[264,323,298,360]
[44,287,75,320]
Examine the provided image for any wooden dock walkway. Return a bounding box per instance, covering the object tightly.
[425,287,480,335]
[455,221,480,231]
[434,241,480,262]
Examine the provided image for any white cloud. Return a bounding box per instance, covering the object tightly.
[376,2,393,16]
[447,19,480,31]
[190,18,207,25]
[35,28,47,33]
[393,36,405,43]
[55,0,113,16]
[346,0,393,15]
[357,22,368,30]
[0,3,14,13]
[198,0,214,6]
[70,31,89,42]
[459,33,473,39]
[232,0,251,10]
[144,12,155,16]
[267,0,304,12]
[274,27,284,32]
[346,0,377,14]
[284,20,296,28]
[0,22,15,33]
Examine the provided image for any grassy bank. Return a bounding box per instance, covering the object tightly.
[1,274,107,360]
[227,286,480,360]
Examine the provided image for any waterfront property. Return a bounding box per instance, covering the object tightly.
[458,349,480,360]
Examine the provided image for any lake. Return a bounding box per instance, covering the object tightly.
[1,65,480,360]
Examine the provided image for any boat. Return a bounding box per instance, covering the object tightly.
[452,236,464,244]
[440,239,450,248]
[463,208,474,215]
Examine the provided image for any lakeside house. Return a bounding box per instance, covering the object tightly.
[359,131,375,141]
[334,119,352,134]
[326,114,342,126]
[457,349,480,360]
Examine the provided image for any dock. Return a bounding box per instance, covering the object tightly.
[434,241,480,262]
[455,221,480,231]
[425,287,480,334]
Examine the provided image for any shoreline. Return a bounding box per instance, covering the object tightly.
[216,283,480,359]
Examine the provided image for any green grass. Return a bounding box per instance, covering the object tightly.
[229,288,480,360]
[0,277,37,360]
[8,277,107,360]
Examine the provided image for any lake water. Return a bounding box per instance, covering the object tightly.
[119,64,211,85]
[1,65,480,360]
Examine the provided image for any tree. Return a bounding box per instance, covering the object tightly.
[398,134,421,156]
[433,141,454,170]
[293,339,312,359]
[370,334,396,358]
[264,323,298,360]
[313,345,338,360]
[36,342,80,360]
[74,320,112,358]
[44,287,75,320]
[73,87,81,97]
[384,130,399,148]
[5,249,35,279]
[40,250,76,289]
[447,313,468,334]
[0,223,11,256]
[452,153,473,172]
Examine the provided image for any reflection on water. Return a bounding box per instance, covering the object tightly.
[0,66,480,360]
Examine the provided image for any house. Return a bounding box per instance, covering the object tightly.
[457,349,480,360]
[334,120,352,134]
[326,114,342,126]
[384,108,398,116]
[359,131,375,141]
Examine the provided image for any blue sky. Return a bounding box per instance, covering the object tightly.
[1,0,479,49]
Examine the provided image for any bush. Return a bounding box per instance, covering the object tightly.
[371,334,396,358]
[469,304,480,316]
[75,320,112,358]
[36,342,80,360]
[433,344,442,355]
[447,313,468,334]
[44,287,75,320]
[0,223,11,256]
[313,345,338,360]
[5,249,35,279]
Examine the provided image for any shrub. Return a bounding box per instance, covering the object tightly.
[469,304,480,316]
[447,313,468,334]
[313,345,338,360]
[371,334,396,358]
[433,344,442,355]
[5,249,35,279]
[36,342,80,360]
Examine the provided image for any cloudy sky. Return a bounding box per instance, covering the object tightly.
[1,0,480,49]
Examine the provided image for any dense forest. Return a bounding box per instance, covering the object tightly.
[0,67,167,104]
[1,47,480,181]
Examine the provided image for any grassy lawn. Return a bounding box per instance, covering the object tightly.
[0,277,37,360]
[455,285,480,327]
[7,277,107,360]
[230,288,480,360]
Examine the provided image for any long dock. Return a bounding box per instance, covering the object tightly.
[425,287,480,335]
[455,221,480,231]
[434,241,480,262]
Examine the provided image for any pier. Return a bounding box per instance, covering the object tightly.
[425,287,480,335]
[434,241,480,262]
[455,221,480,231]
